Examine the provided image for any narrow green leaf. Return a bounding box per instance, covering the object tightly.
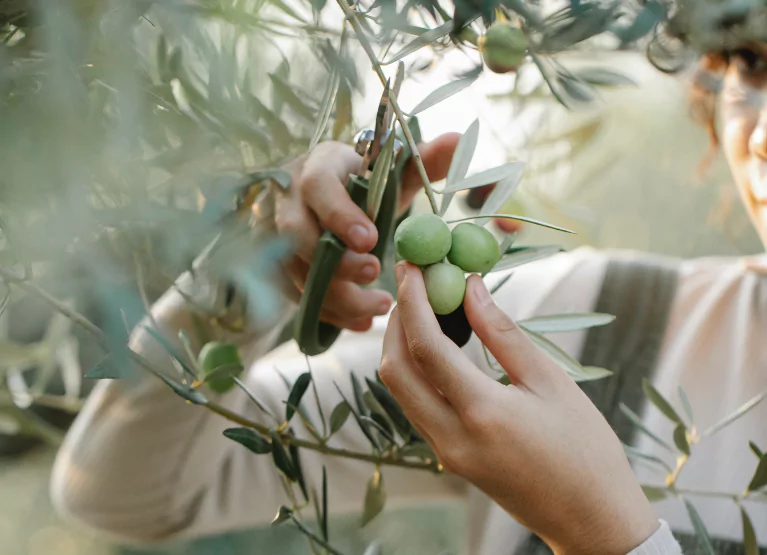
[223,427,272,455]
[85,354,124,379]
[747,455,767,493]
[271,505,293,526]
[366,378,413,441]
[202,363,244,386]
[750,441,764,459]
[441,119,479,215]
[142,325,194,375]
[642,378,683,425]
[439,163,526,194]
[489,273,513,295]
[475,169,525,227]
[321,466,328,541]
[522,328,612,382]
[333,382,380,449]
[329,401,351,435]
[623,444,674,474]
[704,391,767,438]
[268,73,316,122]
[384,21,455,64]
[364,541,383,555]
[367,129,396,220]
[449,214,575,234]
[350,373,369,417]
[361,415,396,445]
[361,468,386,526]
[641,485,669,502]
[518,313,615,334]
[270,431,297,482]
[265,0,307,23]
[233,377,275,418]
[248,168,292,190]
[619,402,674,452]
[673,423,690,455]
[157,375,208,405]
[409,74,479,116]
[310,70,340,150]
[286,372,312,423]
[679,386,694,425]
[573,67,636,88]
[399,442,437,461]
[741,506,759,555]
[289,441,309,502]
[684,499,716,555]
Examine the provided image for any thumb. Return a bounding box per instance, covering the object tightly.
[463,274,555,388]
[399,132,461,212]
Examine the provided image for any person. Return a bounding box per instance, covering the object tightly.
[49,10,767,555]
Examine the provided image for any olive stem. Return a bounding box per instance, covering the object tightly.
[336,0,440,215]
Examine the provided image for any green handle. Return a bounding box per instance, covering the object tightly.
[294,118,421,356]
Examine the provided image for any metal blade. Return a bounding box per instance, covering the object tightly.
[368,79,390,163]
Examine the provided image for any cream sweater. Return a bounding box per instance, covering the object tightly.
[50,246,767,554]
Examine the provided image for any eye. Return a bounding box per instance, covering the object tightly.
[731,48,767,77]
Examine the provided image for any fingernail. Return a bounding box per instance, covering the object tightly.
[474,279,493,307]
[348,224,372,249]
[395,262,406,286]
[358,263,378,283]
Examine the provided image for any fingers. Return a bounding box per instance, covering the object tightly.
[394,262,495,407]
[379,308,456,435]
[399,133,462,212]
[300,142,378,253]
[463,275,556,389]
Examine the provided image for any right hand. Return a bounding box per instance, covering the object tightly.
[271,135,460,332]
[379,262,659,555]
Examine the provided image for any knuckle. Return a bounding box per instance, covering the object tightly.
[491,310,518,334]
[407,336,436,364]
[462,406,494,436]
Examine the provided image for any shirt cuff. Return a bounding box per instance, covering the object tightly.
[628,520,682,555]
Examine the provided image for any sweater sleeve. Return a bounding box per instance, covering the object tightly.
[629,521,683,555]
[49,269,463,546]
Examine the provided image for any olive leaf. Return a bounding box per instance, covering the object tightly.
[518,313,615,334]
[684,499,716,555]
[399,442,437,461]
[747,454,767,493]
[750,442,764,459]
[142,325,194,376]
[703,391,767,438]
[366,377,413,441]
[573,67,636,88]
[673,423,690,456]
[329,401,352,435]
[270,431,297,482]
[85,354,125,379]
[441,119,479,215]
[641,485,669,502]
[310,66,340,150]
[449,214,574,234]
[223,427,272,455]
[333,382,380,449]
[384,21,455,64]
[367,129,396,221]
[289,441,309,502]
[201,363,244,386]
[233,377,275,419]
[474,168,525,227]
[321,466,329,541]
[268,73,316,122]
[248,168,292,191]
[619,402,674,453]
[271,505,294,526]
[157,374,208,405]
[623,444,674,474]
[361,468,386,526]
[521,327,612,382]
[679,386,694,426]
[350,373,370,418]
[741,506,759,555]
[642,378,684,425]
[439,162,526,195]
[286,372,312,423]
[409,73,479,116]
[361,415,396,444]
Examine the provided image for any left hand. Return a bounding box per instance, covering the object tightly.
[379,262,659,555]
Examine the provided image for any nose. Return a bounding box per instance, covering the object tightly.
[749,112,767,161]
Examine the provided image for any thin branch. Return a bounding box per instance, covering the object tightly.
[336,0,440,214]
[290,515,346,555]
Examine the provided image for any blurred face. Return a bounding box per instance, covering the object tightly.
[720,43,767,248]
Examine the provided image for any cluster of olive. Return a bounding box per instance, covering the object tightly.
[394,213,501,316]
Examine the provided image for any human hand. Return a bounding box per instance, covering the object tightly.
[379,262,659,555]
[272,135,459,332]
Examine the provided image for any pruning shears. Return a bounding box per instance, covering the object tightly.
[294,81,422,356]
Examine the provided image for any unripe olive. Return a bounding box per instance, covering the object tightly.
[394,213,452,266]
[198,341,243,394]
[479,22,528,74]
[448,222,501,274]
[423,263,466,315]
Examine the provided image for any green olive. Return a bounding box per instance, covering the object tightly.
[479,22,528,74]
[198,341,243,394]
[394,213,452,266]
[423,263,466,315]
[448,222,501,274]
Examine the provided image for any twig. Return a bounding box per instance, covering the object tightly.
[336,0,440,215]
[290,515,346,555]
